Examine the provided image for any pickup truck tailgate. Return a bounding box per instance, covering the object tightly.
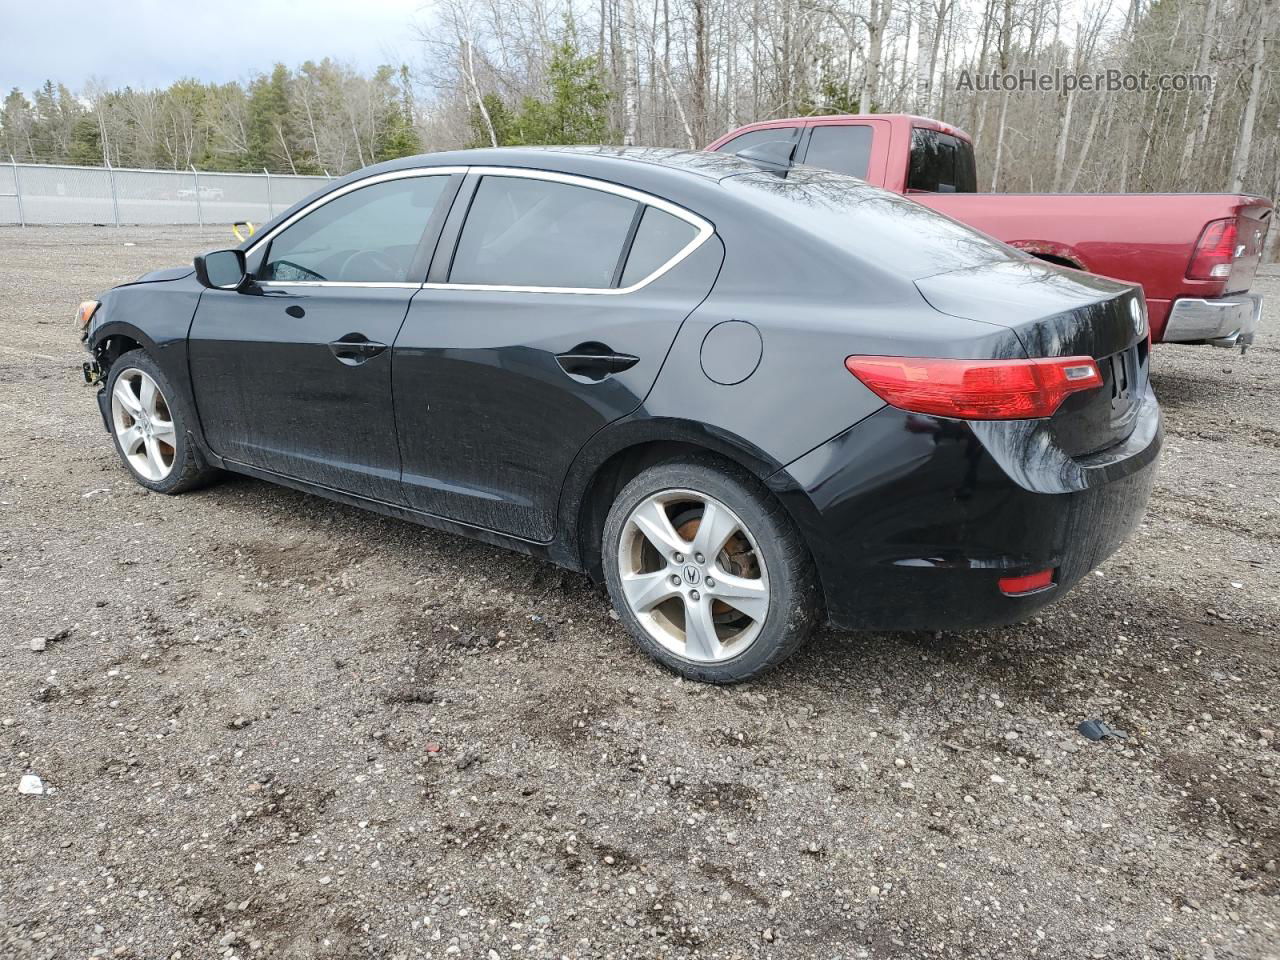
[1227,203,1273,293]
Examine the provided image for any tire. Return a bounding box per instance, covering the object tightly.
[602,455,821,683]
[105,349,218,495]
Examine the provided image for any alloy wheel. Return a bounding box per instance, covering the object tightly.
[110,368,177,482]
[617,489,770,663]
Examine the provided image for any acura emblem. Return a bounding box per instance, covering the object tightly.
[682,564,702,585]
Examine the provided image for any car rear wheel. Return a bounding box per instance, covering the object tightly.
[602,457,820,683]
[107,349,217,494]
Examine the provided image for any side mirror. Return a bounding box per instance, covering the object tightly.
[194,249,248,290]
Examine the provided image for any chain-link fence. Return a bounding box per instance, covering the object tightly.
[0,160,331,227]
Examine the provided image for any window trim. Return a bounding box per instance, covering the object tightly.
[247,167,468,289]
[427,166,714,296]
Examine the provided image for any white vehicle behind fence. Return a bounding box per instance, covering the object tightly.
[176,185,226,201]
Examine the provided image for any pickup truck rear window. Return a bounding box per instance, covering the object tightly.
[908,129,977,193]
[802,125,874,179]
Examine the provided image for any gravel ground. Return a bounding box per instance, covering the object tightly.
[1,225,1277,960]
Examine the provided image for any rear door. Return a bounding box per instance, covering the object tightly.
[188,170,459,501]
[795,119,894,186]
[392,169,723,541]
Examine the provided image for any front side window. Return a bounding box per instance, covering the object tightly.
[803,124,874,179]
[261,175,449,283]
[717,127,800,159]
[449,176,638,289]
[907,129,978,193]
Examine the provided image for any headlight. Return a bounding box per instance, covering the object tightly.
[75,300,100,334]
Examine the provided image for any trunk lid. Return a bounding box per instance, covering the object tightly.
[915,259,1149,456]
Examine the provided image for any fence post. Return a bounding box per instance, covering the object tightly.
[9,155,23,227]
[190,165,203,230]
[106,157,120,227]
[264,168,273,218]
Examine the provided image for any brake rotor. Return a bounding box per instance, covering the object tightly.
[674,509,760,623]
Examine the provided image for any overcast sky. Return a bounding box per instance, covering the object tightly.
[3,0,428,94]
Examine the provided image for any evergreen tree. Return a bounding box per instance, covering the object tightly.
[517,24,611,144]
[246,64,293,171]
[67,114,103,164]
[374,65,423,162]
[471,20,612,148]
[1,88,36,161]
[468,94,515,147]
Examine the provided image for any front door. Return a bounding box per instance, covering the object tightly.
[392,170,723,541]
[188,171,457,501]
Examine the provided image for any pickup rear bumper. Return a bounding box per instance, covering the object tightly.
[1162,293,1261,348]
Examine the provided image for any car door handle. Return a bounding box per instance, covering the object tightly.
[555,343,639,382]
[328,333,388,366]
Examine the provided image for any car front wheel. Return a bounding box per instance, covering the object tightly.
[106,349,217,494]
[602,457,820,683]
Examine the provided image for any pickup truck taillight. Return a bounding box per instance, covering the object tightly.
[1187,218,1239,280]
[844,356,1102,420]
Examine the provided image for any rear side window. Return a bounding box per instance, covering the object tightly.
[717,127,800,157]
[802,124,874,178]
[907,129,978,193]
[450,176,637,288]
[261,175,448,282]
[620,207,698,287]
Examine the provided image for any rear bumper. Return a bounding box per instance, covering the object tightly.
[1162,293,1261,348]
[768,392,1160,631]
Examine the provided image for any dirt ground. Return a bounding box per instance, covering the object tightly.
[1,225,1277,960]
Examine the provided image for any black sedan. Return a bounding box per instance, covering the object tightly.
[78,147,1160,683]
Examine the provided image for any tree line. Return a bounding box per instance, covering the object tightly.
[2,0,1276,207]
[1,62,420,175]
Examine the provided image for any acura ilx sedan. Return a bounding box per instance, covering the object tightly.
[78,147,1160,683]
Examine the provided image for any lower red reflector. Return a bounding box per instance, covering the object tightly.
[998,569,1054,596]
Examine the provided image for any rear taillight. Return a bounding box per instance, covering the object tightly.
[844,355,1103,420]
[1187,218,1239,280]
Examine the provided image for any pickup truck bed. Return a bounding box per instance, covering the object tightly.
[707,114,1272,347]
[919,192,1270,343]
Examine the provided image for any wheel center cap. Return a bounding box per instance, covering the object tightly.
[682,564,702,586]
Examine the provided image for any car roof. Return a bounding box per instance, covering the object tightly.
[244,145,782,251]
[363,145,770,183]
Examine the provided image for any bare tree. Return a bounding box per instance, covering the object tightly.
[1228,0,1268,191]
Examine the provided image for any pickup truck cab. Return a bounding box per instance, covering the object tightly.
[707,114,1272,347]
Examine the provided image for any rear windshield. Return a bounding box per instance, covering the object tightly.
[907,128,977,193]
[722,168,1019,280]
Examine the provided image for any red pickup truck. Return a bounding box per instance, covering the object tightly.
[707,114,1272,347]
